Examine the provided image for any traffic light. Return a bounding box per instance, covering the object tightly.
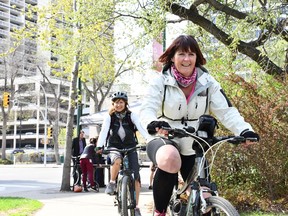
[3,92,10,108]
[47,127,53,138]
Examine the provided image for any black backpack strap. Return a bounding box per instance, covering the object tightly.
[204,88,209,113]
[127,112,139,144]
[159,85,167,118]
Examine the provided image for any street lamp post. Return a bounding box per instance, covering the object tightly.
[38,84,48,167]
[19,104,22,149]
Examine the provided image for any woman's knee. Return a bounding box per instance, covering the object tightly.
[155,145,181,173]
[112,158,122,166]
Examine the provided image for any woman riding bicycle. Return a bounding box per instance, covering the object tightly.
[139,35,260,216]
[96,91,150,216]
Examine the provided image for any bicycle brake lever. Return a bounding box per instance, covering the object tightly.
[173,128,188,138]
[139,145,146,151]
[227,136,245,144]
[184,126,195,133]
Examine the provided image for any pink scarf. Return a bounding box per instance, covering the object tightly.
[172,65,197,88]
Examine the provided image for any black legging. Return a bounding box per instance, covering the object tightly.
[153,168,177,213]
[147,137,196,212]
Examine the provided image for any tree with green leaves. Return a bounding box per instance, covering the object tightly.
[109,0,288,212]
[111,0,287,77]
[0,32,30,160]
[36,0,128,191]
[35,2,287,210]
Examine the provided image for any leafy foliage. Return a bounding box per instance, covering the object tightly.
[209,73,288,213]
[0,159,13,165]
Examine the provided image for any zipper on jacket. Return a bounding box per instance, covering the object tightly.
[178,104,181,110]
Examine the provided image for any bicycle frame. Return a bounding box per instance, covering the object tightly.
[166,127,244,216]
[103,145,145,216]
[117,151,136,210]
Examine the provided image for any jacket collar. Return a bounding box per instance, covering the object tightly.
[162,67,210,87]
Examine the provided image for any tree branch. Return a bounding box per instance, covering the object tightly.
[169,3,284,77]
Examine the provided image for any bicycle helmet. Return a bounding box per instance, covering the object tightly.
[111,91,128,102]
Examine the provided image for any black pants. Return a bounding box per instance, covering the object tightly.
[95,154,106,187]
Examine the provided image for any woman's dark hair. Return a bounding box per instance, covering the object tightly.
[159,35,206,67]
[109,99,129,115]
[89,137,98,144]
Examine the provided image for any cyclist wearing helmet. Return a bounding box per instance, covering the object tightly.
[96,91,150,216]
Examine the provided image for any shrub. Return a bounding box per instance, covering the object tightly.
[210,73,288,213]
[0,159,13,165]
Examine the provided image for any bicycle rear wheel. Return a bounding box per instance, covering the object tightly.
[70,168,81,190]
[120,175,135,216]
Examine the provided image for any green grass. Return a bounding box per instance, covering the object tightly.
[0,197,43,216]
[241,213,287,216]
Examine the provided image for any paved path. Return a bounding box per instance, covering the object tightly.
[0,164,154,216]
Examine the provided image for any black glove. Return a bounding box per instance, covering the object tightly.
[147,121,171,134]
[240,130,260,141]
[95,147,103,154]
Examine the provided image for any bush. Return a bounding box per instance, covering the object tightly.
[0,159,13,165]
[210,73,288,214]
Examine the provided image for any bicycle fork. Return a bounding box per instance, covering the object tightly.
[191,181,219,215]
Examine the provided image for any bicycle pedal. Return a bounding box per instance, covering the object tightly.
[180,193,188,203]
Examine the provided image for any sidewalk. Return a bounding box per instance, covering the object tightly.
[0,163,154,216]
[33,186,154,216]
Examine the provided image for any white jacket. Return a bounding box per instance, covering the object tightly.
[97,112,151,148]
[140,67,253,136]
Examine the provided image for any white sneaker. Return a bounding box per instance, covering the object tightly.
[135,208,142,216]
[105,182,116,195]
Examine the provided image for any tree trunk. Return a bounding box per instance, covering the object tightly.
[60,59,80,191]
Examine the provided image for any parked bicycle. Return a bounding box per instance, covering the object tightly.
[71,156,81,189]
[102,145,146,216]
[71,156,99,192]
[156,126,257,216]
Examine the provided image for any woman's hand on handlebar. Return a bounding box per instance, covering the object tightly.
[240,130,260,148]
[156,127,169,137]
[147,121,171,137]
[95,147,103,154]
[242,138,258,148]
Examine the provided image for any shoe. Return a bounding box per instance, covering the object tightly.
[83,187,89,192]
[91,185,99,192]
[148,185,153,190]
[154,210,166,216]
[135,208,142,216]
[105,182,116,195]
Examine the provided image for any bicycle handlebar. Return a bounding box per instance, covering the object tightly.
[102,145,146,155]
[161,126,257,145]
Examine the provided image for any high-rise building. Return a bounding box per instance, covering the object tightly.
[0,0,72,149]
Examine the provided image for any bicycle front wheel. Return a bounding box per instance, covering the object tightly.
[120,175,136,216]
[202,196,240,216]
[186,195,239,216]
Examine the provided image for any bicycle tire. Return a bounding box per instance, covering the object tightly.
[116,178,122,214]
[120,175,135,216]
[205,196,240,216]
[186,196,240,216]
[94,181,99,192]
[71,168,81,190]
